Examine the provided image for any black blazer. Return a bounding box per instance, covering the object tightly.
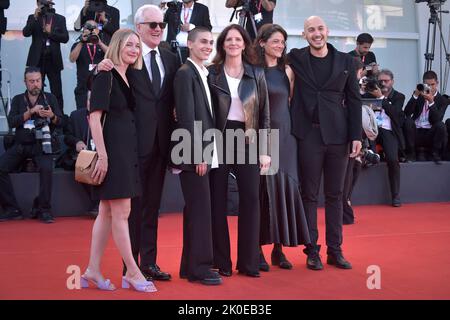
[23,13,69,71]
[80,5,120,46]
[64,108,89,150]
[381,89,406,150]
[404,92,450,126]
[0,0,9,35]
[288,44,362,144]
[126,47,180,158]
[164,2,212,44]
[172,60,215,171]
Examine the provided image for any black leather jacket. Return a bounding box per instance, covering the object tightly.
[208,63,270,135]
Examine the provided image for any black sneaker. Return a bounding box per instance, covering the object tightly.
[39,211,55,224]
[0,209,24,222]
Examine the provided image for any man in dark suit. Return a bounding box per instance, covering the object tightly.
[288,16,362,271]
[172,27,222,285]
[0,0,10,88]
[404,70,450,164]
[164,0,212,63]
[79,0,120,46]
[366,69,406,207]
[23,0,69,113]
[98,4,179,281]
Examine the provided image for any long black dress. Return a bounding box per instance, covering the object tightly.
[260,66,310,247]
[89,69,141,200]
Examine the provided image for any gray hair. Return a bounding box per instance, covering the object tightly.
[379,69,394,80]
[134,4,163,26]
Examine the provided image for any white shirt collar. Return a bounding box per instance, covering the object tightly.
[187,58,209,77]
[142,42,161,58]
[182,2,195,11]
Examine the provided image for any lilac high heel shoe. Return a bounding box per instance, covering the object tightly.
[81,275,116,291]
[121,277,157,293]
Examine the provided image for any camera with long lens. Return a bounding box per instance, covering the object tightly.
[33,116,53,154]
[38,0,55,16]
[415,0,447,8]
[417,83,432,94]
[365,77,383,92]
[79,23,100,44]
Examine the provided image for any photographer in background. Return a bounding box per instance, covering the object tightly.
[226,0,276,40]
[23,0,69,113]
[70,20,107,110]
[0,67,63,223]
[0,0,10,89]
[163,0,212,63]
[404,70,450,163]
[78,0,119,46]
[366,69,406,207]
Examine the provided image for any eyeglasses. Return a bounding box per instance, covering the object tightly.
[139,22,167,29]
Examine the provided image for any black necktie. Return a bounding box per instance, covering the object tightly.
[150,50,161,96]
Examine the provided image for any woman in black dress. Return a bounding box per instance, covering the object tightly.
[81,29,156,293]
[255,24,310,271]
[208,24,271,278]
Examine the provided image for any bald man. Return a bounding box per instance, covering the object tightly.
[288,16,362,271]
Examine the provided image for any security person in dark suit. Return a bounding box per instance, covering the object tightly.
[23,0,69,113]
[366,69,406,207]
[164,0,212,63]
[288,16,362,271]
[0,67,63,223]
[98,5,180,281]
[0,0,10,88]
[172,27,222,285]
[79,0,120,46]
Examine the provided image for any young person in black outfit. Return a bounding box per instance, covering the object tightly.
[208,24,271,278]
[172,27,222,286]
[23,0,69,113]
[70,20,108,110]
[288,16,362,271]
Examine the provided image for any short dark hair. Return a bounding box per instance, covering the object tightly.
[423,70,438,82]
[356,33,374,45]
[187,27,212,42]
[24,67,41,79]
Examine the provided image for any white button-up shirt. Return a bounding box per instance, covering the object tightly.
[142,43,165,86]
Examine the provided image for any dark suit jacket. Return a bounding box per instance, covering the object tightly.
[172,60,215,171]
[80,5,120,46]
[0,0,10,35]
[126,47,180,158]
[404,92,450,126]
[164,2,212,44]
[23,13,69,71]
[64,108,89,150]
[288,44,362,144]
[380,89,406,150]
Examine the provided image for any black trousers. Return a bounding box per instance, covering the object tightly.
[404,118,447,155]
[377,128,400,199]
[342,157,362,224]
[127,141,167,271]
[0,144,53,211]
[298,126,349,256]
[74,85,88,110]
[179,171,214,280]
[210,121,261,274]
[39,54,64,113]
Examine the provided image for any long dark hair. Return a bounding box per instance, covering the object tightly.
[212,24,257,67]
[254,24,288,70]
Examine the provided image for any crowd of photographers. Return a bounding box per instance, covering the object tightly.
[0,1,449,224]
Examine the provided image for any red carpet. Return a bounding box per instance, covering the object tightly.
[1,203,449,300]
